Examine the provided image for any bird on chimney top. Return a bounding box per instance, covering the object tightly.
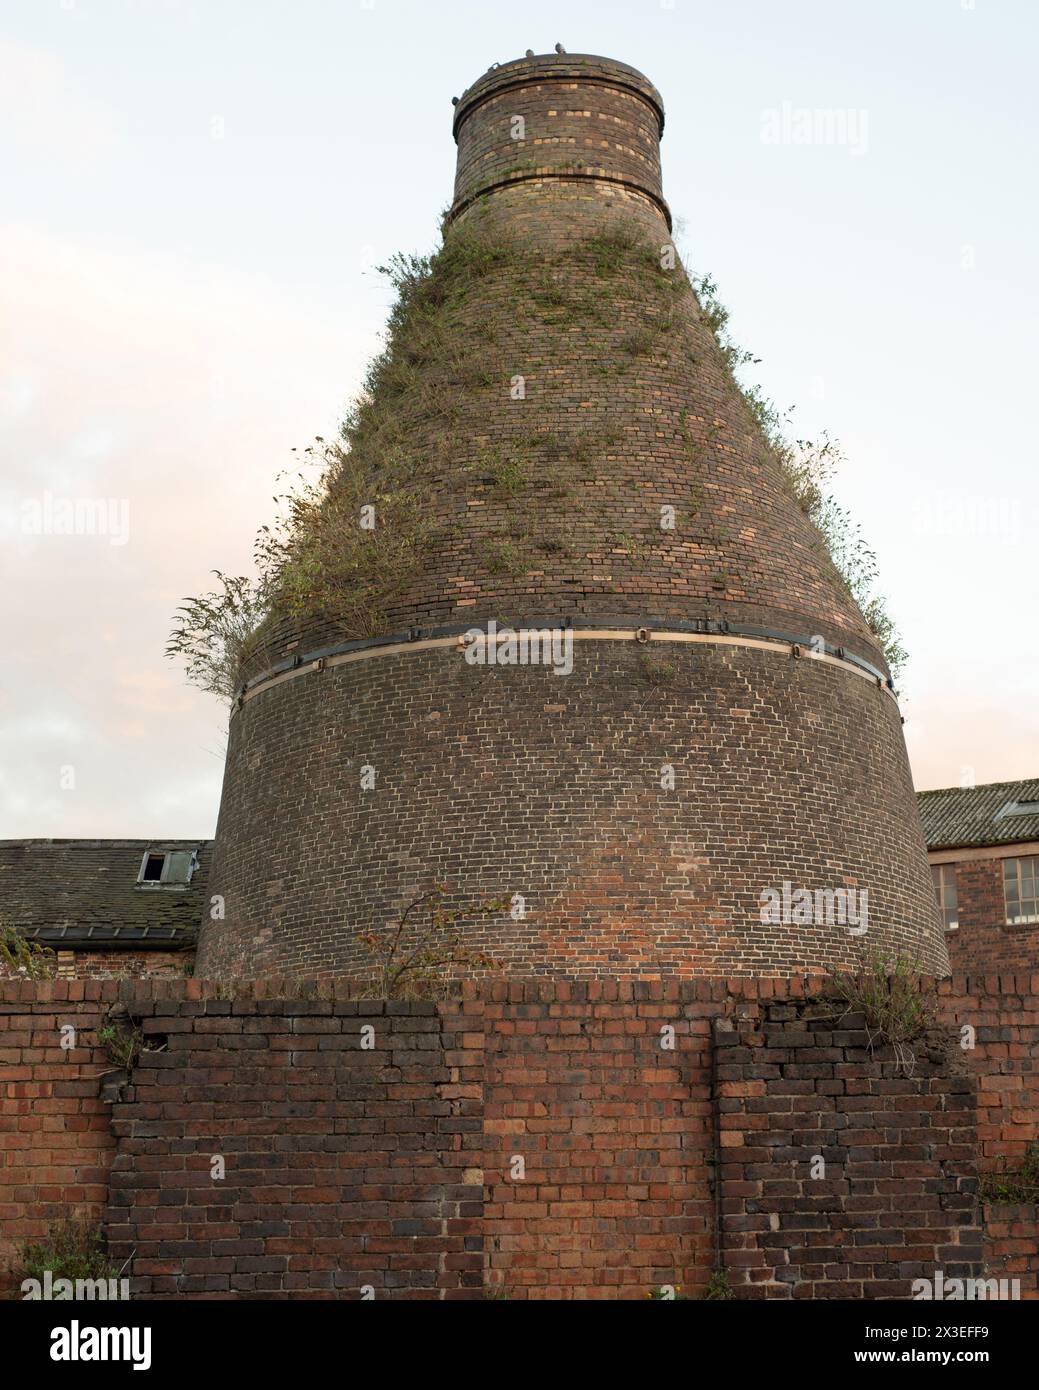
[555,43,566,54]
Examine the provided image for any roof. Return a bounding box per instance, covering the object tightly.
[917,778,1039,851]
[0,840,213,949]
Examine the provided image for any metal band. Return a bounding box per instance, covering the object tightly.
[232,619,895,715]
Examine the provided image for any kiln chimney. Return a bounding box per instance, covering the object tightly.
[197,52,947,982]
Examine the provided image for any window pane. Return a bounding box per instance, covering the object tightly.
[163,851,193,884]
[141,853,164,882]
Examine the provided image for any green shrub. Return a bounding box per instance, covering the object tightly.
[18,1221,118,1286]
[0,919,54,980]
[979,1145,1039,1204]
[830,953,936,1075]
[701,1269,736,1300]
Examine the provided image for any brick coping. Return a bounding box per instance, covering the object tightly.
[3,970,1035,1006]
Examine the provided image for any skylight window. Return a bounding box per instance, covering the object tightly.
[137,849,196,888]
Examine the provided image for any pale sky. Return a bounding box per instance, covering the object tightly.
[1,0,1036,837]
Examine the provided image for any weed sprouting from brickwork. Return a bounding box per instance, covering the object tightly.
[978,1144,1039,1204]
[356,884,509,999]
[17,1220,120,1288]
[166,219,682,698]
[700,1269,736,1300]
[637,651,680,686]
[829,953,937,1076]
[166,571,276,702]
[96,1004,165,1074]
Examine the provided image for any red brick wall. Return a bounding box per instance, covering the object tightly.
[472,979,720,1297]
[983,1203,1039,1298]
[52,949,193,980]
[716,995,980,1298]
[939,973,1039,1168]
[941,855,1039,974]
[939,976,1039,1300]
[0,980,118,1298]
[2,975,1034,1301]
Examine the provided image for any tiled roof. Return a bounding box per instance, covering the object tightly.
[917,778,1039,851]
[0,840,212,948]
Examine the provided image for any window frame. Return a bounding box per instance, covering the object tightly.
[1003,854,1039,926]
[136,849,196,889]
[931,862,959,931]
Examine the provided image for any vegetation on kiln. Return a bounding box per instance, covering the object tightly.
[168,217,906,699]
[691,272,906,680]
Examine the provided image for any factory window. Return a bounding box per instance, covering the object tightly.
[931,864,958,931]
[137,849,196,887]
[1004,856,1039,925]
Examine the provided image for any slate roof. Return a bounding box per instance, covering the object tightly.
[917,779,1039,852]
[0,840,213,949]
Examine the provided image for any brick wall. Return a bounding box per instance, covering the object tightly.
[716,996,980,1298]
[472,979,721,1297]
[940,974,1039,1168]
[51,949,193,980]
[941,855,1039,974]
[0,980,118,1298]
[1,975,1033,1301]
[104,986,481,1299]
[200,644,946,982]
[983,1203,1039,1298]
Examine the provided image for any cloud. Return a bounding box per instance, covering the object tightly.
[0,222,376,835]
[0,36,118,167]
